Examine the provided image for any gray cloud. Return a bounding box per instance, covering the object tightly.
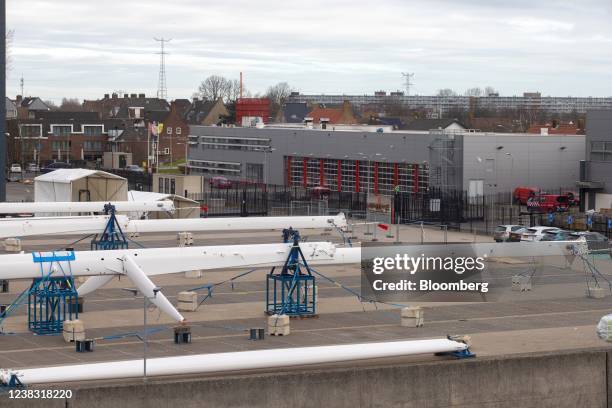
[7,0,612,101]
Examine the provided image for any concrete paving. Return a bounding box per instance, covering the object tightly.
[0,219,611,378]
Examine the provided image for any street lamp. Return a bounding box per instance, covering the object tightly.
[505,152,514,207]
[121,287,161,382]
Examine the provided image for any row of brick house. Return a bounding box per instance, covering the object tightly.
[6,93,229,168]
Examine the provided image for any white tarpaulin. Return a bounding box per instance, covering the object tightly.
[34,169,128,216]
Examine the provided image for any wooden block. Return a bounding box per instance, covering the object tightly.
[268,314,290,335]
[184,270,202,279]
[587,287,607,299]
[177,291,198,311]
[63,319,85,342]
[401,306,423,318]
[3,238,22,252]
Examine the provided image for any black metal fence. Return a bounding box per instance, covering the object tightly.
[102,168,152,191]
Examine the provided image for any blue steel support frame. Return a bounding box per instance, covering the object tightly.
[27,251,78,335]
[266,229,316,317]
[90,204,129,251]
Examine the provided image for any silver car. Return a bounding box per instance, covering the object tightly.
[493,225,526,242]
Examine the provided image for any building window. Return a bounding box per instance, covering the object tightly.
[188,159,241,175]
[52,125,72,137]
[19,124,42,138]
[176,127,182,135]
[83,141,103,151]
[164,147,170,155]
[164,178,170,193]
[246,163,264,182]
[83,125,103,136]
[158,177,164,193]
[170,179,176,194]
[167,127,172,135]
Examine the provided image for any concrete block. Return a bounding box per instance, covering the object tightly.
[177,232,194,247]
[177,291,198,312]
[587,286,607,299]
[401,306,424,327]
[512,275,532,291]
[63,319,85,342]
[268,314,290,336]
[3,238,21,252]
[184,270,203,279]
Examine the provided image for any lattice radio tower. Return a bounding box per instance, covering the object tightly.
[154,37,171,99]
[401,72,415,96]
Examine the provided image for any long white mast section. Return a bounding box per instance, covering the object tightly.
[0,201,175,214]
[0,339,467,385]
[0,214,347,239]
[0,242,360,280]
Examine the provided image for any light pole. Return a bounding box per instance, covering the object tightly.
[505,152,513,207]
[122,287,161,382]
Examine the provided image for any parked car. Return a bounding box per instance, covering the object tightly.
[520,226,562,242]
[310,185,331,199]
[540,229,576,241]
[41,162,72,174]
[210,176,232,189]
[9,163,22,173]
[125,164,144,173]
[570,231,611,255]
[526,194,570,213]
[513,186,539,205]
[493,225,526,242]
[27,163,40,172]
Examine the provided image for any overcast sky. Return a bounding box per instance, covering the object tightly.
[6,0,612,102]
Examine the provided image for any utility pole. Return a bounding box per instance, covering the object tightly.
[0,2,6,201]
[154,37,171,100]
[401,72,415,96]
[20,76,23,96]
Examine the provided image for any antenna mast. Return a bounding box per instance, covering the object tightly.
[154,37,171,99]
[401,72,415,96]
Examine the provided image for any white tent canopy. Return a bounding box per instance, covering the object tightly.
[128,190,199,218]
[34,169,128,216]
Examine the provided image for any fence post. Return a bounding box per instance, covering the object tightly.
[395,216,400,243]
[420,221,424,244]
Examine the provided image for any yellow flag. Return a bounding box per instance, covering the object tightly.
[157,123,164,135]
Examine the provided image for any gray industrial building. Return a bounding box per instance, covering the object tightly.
[579,110,612,210]
[187,125,584,196]
[288,92,612,117]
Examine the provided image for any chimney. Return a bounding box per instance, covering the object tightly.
[104,93,110,99]
[112,93,118,99]
[138,93,145,98]
[124,94,129,98]
[192,96,199,102]
[16,95,22,104]
[130,93,137,98]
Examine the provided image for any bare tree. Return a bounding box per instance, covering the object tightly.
[436,88,457,97]
[197,75,230,101]
[59,98,82,111]
[44,100,58,110]
[266,82,293,106]
[226,79,243,103]
[484,86,498,96]
[464,87,483,97]
[266,82,294,119]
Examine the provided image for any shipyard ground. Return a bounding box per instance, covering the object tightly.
[1,221,612,407]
